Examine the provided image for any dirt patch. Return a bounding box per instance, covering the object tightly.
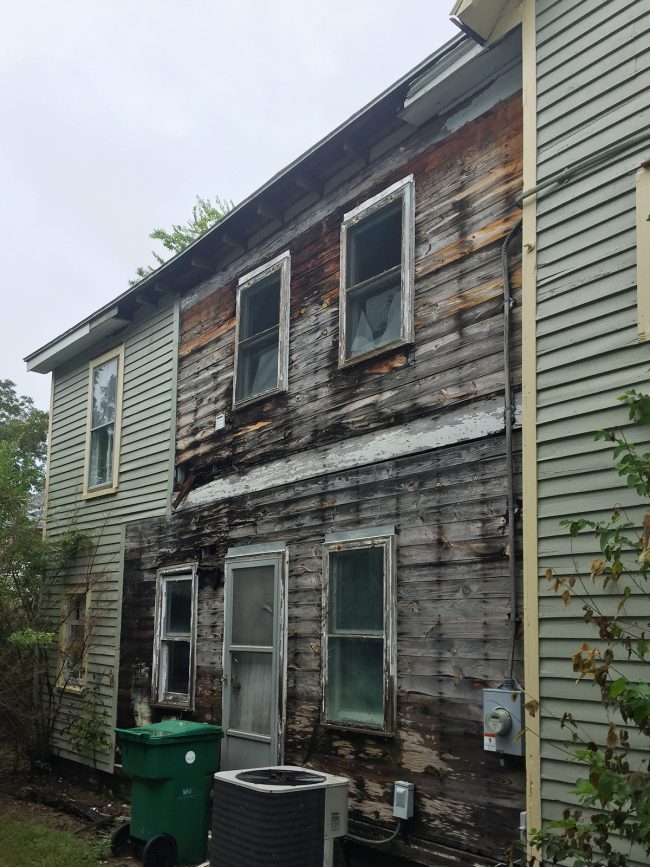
[0,773,138,866]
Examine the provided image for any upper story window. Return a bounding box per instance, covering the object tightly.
[322,526,396,734]
[339,176,415,366]
[83,346,124,497]
[233,251,291,408]
[152,565,198,708]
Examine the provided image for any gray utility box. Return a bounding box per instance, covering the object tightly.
[483,685,525,756]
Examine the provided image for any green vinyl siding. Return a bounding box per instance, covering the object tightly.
[534,0,650,856]
[44,299,178,772]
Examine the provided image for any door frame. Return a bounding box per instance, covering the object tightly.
[222,542,288,768]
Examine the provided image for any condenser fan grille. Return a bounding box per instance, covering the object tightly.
[236,768,326,786]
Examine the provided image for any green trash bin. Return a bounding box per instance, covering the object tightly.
[114,720,223,867]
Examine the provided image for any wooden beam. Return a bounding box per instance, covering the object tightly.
[257,201,282,223]
[153,281,173,295]
[191,255,213,271]
[172,471,196,510]
[222,231,245,250]
[295,172,322,195]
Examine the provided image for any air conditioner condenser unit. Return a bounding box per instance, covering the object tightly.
[211,765,349,867]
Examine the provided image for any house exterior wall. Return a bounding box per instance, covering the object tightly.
[116,75,526,865]
[530,0,650,849]
[44,298,178,772]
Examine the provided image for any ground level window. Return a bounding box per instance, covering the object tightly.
[152,565,198,707]
[322,527,396,733]
[59,592,88,690]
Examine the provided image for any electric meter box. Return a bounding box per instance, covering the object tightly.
[483,686,524,756]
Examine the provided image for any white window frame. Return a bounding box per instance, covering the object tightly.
[637,164,650,342]
[82,345,124,498]
[338,176,415,367]
[152,564,198,709]
[232,251,291,409]
[321,526,397,735]
[58,590,89,692]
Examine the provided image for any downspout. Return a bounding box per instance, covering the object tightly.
[502,217,523,681]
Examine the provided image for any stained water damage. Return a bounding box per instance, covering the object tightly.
[107,28,527,866]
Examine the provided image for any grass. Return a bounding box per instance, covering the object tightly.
[0,816,106,867]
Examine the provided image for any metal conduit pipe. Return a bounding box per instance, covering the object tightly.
[516,128,650,206]
[502,217,523,680]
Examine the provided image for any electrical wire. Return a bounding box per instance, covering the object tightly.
[346,818,403,846]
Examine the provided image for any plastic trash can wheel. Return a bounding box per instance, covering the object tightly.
[110,822,131,855]
[142,832,177,867]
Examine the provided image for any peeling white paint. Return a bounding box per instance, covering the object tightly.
[180,395,519,510]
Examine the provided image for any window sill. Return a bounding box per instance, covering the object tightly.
[322,720,394,738]
[83,484,119,500]
[56,683,86,696]
[150,700,194,712]
[338,336,412,370]
[232,385,286,412]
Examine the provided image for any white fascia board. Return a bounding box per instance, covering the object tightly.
[450,0,522,46]
[402,26,521,128]
[25,306,130,373]
[180,395,520,511]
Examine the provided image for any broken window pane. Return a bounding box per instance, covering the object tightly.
[327,637,384,727]
[88,423,115,488]
[236,272,282,403]
[344,200,404,360]
[346,279,401,359]
[165,580,192,635]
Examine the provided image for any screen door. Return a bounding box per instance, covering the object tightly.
[221,549,286,770]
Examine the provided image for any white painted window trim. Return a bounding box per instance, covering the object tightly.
[151,563,198,709]
[637,164,650,342]
[338,175,415,367]
[232,250,291,409]
[82,344,125,498]
[57,590,90,693]
[321,528,397,735]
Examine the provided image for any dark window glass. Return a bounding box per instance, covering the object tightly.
[165,580,192,635]
[345,201,403,359]
[236,272,282,402]
[166,641,190,694]
[347,202,402,286]
[329,547,384,633]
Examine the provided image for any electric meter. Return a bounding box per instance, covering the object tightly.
[484,706,512,736]
[483,684,524,755]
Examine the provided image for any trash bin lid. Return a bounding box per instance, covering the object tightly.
[115,720,223,744]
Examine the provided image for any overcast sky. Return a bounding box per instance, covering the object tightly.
[2,1,458,410]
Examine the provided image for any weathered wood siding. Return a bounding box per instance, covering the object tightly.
[116,82,526,865]
[534,0,650,847]
[119,440,524,865]
[44,299,178,772]
[175,93,523,485]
